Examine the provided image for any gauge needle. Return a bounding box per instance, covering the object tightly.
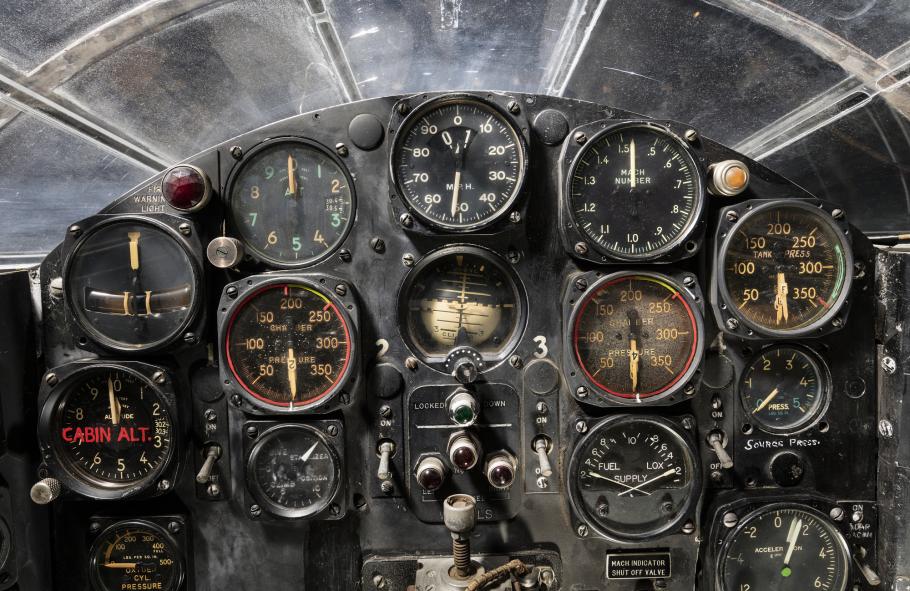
[451,170,462,218]
[587,471,652,496]
[287,154,297,197]
[127,231,140,271]
[103,562,138,569]
[774,272,789,325]
[629,138,636,188]
[752,387,780,414]
[287,347,297,400]
[783,516,803,569]
[299,442,319,464]
[617,468,678,497]
[108,376,121,425]
[629,337,640,392]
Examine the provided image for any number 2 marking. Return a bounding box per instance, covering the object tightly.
[375,339,390,359]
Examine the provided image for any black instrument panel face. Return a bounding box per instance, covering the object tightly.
[33,92,881,591]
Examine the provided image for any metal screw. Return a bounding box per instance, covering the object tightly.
[68,225,82,237]
[405,357,418,371]
[89,522,101,534]
[536,401,548,414]
[402,253,415,267]
[684,129,698,143]
[379,405,392,419]
[335,283,347,297]
[574,132,587,144]
[574,277,588,291]
[725,210,739,223]
[509,355,523,369]
[397,102,410,115]
[831,317,843,328]
[881,356,897,374]
[168,521,181,534]
[832,208,845,220]
[370,237,385,253]
[207,483,221,497]
[575,419,587,433]
[711,470,723,483]
[178,222,192,236]
[45,373,58,386]
[230,394,242,407]
[183,332,197,344]
[575,386,588,399]
[249,504,262,517]
[574,241,588,255]
[230,145,243,160]
[684,383,696,396]
[335,143,349,157]
[158,479,171,491]
[508,100,520,114]
[226,285,238,299]
[537,476,549,489]
[723,512,739,528]
[380,481,393,494]
[152,371,166,384]
[830,507,845,521]
[326,424,339,437]
[373,574,388,589]
[725,317,740,331]
[681,417,696,431]
[879,419,894,439]
[509,211,521,223]
[399,213,413,228]
[683,275,696,287]
[203,409,217,422]
[329,503,341,515]
[338,249,352,262]
[246,425,259,439]
[681,520,696,534]
[507,249,520,264]
[576,524,588,536]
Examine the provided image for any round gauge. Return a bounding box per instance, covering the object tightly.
[65,218,199,351]
[229,139,355,266]
[43,366,174,493]
[740,345,830,434]
[224,280,354,411]
[571,272,702,403]
[719,201,852,335]
[392,97,527,230]
[568,124,703,259]
[400,247,525,361]
[89,520,183,591]
[718,505,850,591]
[247,424,341,518]
[568,416,699,540]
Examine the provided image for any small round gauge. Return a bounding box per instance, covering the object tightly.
[571,272,702,403]
[228,139,355,266]
[42,366,174,493]
[392,97,527,230]
[718,504,850,591]
[740,345,830,434]
[400,247,525,362]
[224,280,354,411]
[247,424,341,518]
[568,416,699,540]
[89,520,183,591]
[65,218,199,351]
[719,201,852,335]
[568,123,703,259]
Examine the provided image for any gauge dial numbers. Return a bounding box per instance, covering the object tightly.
[567,124,704,260]
[89,520,184,591]
[718,505,850,591]
[228,139,355,266]
[740,345,830,435]
[392,97,527,230]
[247,424,342,519]
[568,416,700,540]
[570,272,703,404]
[65,217,199,351]
[718,201,852,336]
[400,247,526,362]
[223,280,355,412]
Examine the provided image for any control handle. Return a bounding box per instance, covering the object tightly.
[533,436,553,477]
[707,430,734,469]
[195,444,222,484]
[377,440,395,481]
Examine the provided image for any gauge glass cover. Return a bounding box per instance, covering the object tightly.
[719,505,849,591]
[719,203,851,334]
[572,273,701,402]
[392,98,526,230]
[740,345,828,434]
[401,248,524,361]
[569,124,702,258]
[225,282,353,410]
[90,521,183,591]
[229,140,354,266]
[66,219,197,350]
[51,367,173,488]
[248,424,340,518]
[569,417,697,539]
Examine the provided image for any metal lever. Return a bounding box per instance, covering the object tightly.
[195,444,222,484]
[377,440,395,481]
[707,431,734,469]
[853,547,881,586]
[533,436,553,477]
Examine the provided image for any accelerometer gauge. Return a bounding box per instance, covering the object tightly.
[568,123,703,259]
[223,279,355,412]
[718,201,852,336]
[247,424,341,519]
[570,272,702,404]
[718,504,850,591]
[568,415,699,540]
[89,520,183,591]
[228,139,354,266]
[400,246,525,363]
[38,365,175,497]
[65,218,199,351]
[391,96,527,230]
[740,345,830,435]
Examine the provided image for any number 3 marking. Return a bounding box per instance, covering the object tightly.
[533,336,548,359]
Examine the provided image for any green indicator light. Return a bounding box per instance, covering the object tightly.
[781,566,792,578]
[453,405,474,425]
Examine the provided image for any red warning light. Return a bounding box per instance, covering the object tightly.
[162,165,210,211]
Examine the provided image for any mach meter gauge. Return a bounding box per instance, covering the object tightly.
[567,415,701,541]
[390,94,528,231]
[37,362,178,500]
[715,200,853,338]
[89,519,185,591]
[221,275,358,413]
[565,271,703,406]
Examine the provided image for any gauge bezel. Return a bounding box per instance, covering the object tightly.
[560,119,707,263]
[61,214,204,353]
[219,274,359,414]
[738,343,832,436]
[715,503,851,591]
[563,269,705,407]
[245,422,344,520]
[89,518,185,591]
[567,414,702,542]
[388,92,529,232]
[396,244,528,371]
[713,199,854,339]
[224,136,357,268]
[36,361,180,500]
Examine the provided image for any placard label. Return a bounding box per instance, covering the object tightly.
[606,552,671,579]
